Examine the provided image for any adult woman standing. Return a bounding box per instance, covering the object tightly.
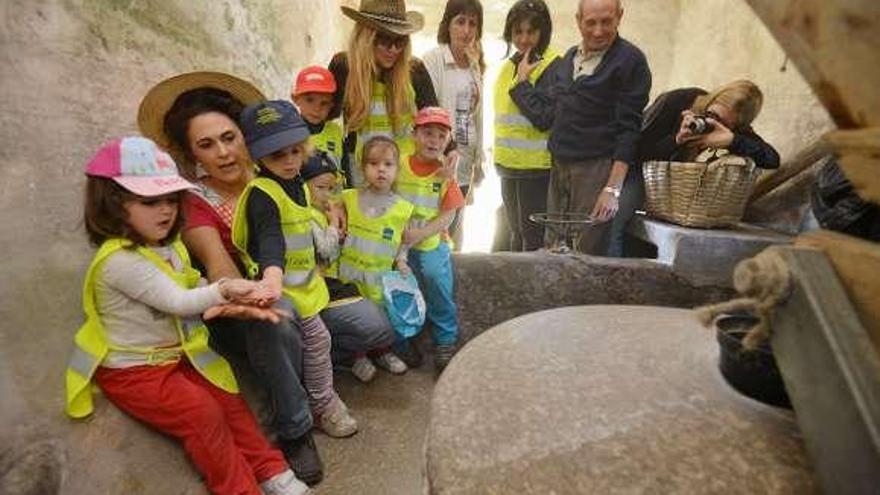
[495,0,561,251]
[137,73,330,485]
[329,0,438,185]
[422,0,485,249]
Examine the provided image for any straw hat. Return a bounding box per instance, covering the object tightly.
[341,0,424,36]
[137,71,265,167]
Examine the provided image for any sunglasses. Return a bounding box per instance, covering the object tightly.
[375,32,408,50]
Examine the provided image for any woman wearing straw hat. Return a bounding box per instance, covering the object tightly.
[328,0,438,185]
[138,72,326,487]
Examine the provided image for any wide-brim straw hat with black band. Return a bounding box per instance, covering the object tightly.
[341,0,424,36]
[137,71,265,170]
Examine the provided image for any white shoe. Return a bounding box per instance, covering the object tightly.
[261,469,312,495]
[317,399,358,438]
[373,352,408,375]
[351,356,377,383]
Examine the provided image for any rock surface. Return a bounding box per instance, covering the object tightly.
[450,252,732,352]
[426,306,816,494]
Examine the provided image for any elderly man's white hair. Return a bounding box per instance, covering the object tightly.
[577,0,623,16]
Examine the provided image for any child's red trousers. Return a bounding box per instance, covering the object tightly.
[95,360,288,495]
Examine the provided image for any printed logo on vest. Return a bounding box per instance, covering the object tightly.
[432,182,442,193]
[327,142,336,152]
[382,227,395,240]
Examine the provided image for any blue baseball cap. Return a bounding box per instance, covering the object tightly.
[239,100,310,161]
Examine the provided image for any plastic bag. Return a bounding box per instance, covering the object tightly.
[381,271,426,339]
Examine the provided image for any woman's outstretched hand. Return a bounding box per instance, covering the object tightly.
[203,304,291,324]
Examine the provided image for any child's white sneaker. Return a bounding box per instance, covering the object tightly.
[351,356,377,383]
[317,399,358,438]
[374,352,408,375]
[261,469,312,495]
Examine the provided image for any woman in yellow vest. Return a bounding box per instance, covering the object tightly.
[67,136,310,495]
[232,100,358,439]
[328,0,438,186]
[494,0,561,251]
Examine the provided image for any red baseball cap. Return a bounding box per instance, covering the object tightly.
[414,106,451,129]
[293,66,337,96]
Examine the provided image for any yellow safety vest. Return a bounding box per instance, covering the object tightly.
[65,238,239,419]
[310,120,347,187]
[337,189,414,303]
[395,156,448,252]
[493,48,561,171]
[355,81,417,164]
[232,178,330,318]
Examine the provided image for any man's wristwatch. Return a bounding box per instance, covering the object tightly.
[603,185,622,199]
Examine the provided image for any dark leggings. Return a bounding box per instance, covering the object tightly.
[500,174,550,251]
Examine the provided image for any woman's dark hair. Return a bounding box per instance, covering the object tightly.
[437,0,485,72]
[502,0,553,57]
[163,87,245,177]
[84,177,186,247]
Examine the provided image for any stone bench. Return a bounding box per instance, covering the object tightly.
[627,214,793,287]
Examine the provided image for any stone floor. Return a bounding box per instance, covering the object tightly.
[311,367,436,494]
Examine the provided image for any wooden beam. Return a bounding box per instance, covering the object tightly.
[748,138,831,203]
[794,229,880,352]
[824,127,880,204]
[745,1,880,128]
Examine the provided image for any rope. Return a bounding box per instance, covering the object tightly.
[695,247,792,350]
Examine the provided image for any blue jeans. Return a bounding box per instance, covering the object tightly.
[408,242,459,346]
[321,298,396,363]
[207,316,312,440]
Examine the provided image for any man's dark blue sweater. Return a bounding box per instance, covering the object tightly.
[512,36,651,167]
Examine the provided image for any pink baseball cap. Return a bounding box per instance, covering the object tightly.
[414,106,451,129]
[85,136,196,196]
[293,66,337,96]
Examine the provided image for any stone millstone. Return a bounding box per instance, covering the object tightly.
[425,306,816,494]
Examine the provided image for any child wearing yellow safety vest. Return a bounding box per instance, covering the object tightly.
[395,107,465,373]
[301,152,408,382]
[66,136,310,495]
[292,66,351,188]
[232,100,358,438]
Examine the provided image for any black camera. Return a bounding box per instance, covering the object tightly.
[687,115,714,135]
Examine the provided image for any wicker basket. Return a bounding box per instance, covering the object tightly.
[642,153,761,228]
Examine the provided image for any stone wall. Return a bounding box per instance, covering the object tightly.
[662,0,835,162]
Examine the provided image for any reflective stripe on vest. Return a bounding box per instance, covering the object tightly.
[232,177,329,317]
[493,48,560,171]
[355,81,417,166]
[64,238,239,419]
[394,157,446,252]
[337,189,413,302]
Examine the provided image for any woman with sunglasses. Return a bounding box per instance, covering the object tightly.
[609,80,780,256]
[328,0,438,185]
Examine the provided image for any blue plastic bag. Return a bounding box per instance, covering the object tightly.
[382,271,426,339]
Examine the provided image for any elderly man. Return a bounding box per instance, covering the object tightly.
[511,0,650,254]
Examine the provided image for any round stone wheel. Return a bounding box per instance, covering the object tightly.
[425,306,816,494]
